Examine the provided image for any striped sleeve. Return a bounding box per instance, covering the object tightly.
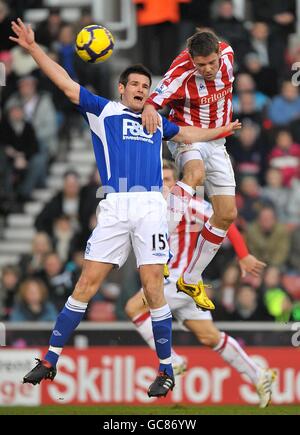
[146,49,194,109]
[220,41,234,67]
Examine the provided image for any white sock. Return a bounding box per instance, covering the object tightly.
[214,332,261,384]
[171,348,181,361]
[184,220,227,284]
[132,312,156,350]
[48,346,62,356]
[167,181,195,234]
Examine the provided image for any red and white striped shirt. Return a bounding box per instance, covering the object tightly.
[147,42,234,128]
[169,197,248,279]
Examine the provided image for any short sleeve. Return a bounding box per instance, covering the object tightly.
[77,86,110,117]
[162,116,180,140]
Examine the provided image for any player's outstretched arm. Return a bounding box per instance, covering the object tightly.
[10,18,80,104]
[172,120,241,143]
[227,223,266,277]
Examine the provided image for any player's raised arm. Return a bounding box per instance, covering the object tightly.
[172,119,242,143]
[10,18,80,104]
[226,223,267,277]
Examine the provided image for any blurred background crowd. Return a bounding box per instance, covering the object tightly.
[0,0,300,327]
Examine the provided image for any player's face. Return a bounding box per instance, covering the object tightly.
[119,73,151,112]
[162,168,177,198]
[192,51,220,81]
[163,169,176,190]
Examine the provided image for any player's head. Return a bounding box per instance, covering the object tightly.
[163,159,178,189]
[187,31,220,81]
[118,64,152,112]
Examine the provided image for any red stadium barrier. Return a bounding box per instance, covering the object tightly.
[1,347,300,406]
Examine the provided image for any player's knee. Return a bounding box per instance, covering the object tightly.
[198,331,219,348]
[182,169,204,188]
[124,298,135,319]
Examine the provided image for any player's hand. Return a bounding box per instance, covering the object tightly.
[10,18,35,51]
[226,119,242,133]
[239,254,266,278]
[142,104,161,134]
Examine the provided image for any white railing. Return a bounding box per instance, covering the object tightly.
[2,321,295,331]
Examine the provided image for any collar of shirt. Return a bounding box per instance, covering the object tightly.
[117,101,142,115]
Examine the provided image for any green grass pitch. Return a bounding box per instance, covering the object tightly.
[0,405,299,415]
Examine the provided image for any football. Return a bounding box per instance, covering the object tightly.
[75,25,114,63]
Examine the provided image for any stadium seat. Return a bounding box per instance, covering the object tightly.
[87,301,116,322]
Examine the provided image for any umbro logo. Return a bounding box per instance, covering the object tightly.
[53,330,62,336]
[157,338,168,344]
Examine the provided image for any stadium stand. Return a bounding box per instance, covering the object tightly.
[1,0,300,326]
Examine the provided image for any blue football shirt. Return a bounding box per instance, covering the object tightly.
[77,86,179,193]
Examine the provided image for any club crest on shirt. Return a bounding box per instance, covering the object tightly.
[155,78,172,95]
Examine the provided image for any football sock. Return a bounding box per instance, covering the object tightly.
[132,312,155,350]
[183,220,227,284]
[132,312,185,367]
[167,181,195,235]
[171,348,182,361]
[150,304,173,376]
[44,296,88,367]
[214,332,261,384]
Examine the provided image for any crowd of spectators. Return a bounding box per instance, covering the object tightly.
[0,0,300,325]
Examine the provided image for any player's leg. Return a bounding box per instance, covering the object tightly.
[23,194,130,385]
[185,319,276,408]
[132,192,174,396]
[124,288,187,375]
[124,289,156,350]
[139,264,173,373]
[166,141,205,235]
[23,260,113,384]
[139,264,175,397]
[183,194,237,286]
[178,142,236,309]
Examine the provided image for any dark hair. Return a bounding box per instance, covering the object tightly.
[49,7,60,16]
[63,169,79,179]
[119,64,152,87]
[187,31,219,58]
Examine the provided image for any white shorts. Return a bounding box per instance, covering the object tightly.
[85,192,169,268]
[167,139,236,197]
[164,277,212,323]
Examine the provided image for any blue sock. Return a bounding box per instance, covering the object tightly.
[44,296,87,367]
[150,304,173,377]
[44,350,60,367]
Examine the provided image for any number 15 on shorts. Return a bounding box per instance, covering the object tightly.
[152,233,167,251]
